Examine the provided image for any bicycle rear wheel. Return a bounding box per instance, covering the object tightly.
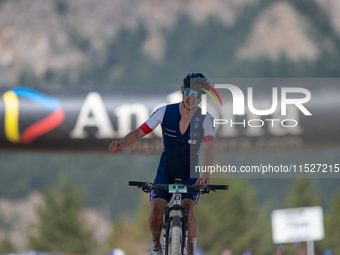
[170,216,181,255]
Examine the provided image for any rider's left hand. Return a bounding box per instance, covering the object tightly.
[194,177,210,186]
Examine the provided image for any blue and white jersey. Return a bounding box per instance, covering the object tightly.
[140,103,215,181]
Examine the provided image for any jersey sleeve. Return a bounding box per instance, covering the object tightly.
[203,113,215,143]
[140,105,166,134]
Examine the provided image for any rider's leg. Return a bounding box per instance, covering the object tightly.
[182,199,197,255]
[149,198,167,250]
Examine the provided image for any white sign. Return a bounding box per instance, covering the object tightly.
[271,206,324,244]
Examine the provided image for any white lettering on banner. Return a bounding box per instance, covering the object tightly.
[166,91,182,103]
[114,104,149,137]
[68,86,309,140]
[69,92,115,139]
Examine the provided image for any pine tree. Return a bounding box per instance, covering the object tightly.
[195,178,273,255]
[284,178,320,208]
[0,233,16,253]
[282,178,322,255]
[106,194,151,254]
[28,176,97,254]
[106,216,132,254]
[322,193,340,254]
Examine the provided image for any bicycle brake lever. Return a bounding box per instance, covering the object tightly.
[201,188,216,194]
[201,190,209,194]
[140,183,152,193]
[201,184,213,194]
[142,186,151,193]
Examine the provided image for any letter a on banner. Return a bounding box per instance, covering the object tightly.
[69,92,115,139]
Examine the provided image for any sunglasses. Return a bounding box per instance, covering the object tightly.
[184,87,202,99]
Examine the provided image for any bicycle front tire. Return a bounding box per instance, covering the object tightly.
[170,216,181,255]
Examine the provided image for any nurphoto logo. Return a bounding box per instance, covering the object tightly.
[201,84,311,128]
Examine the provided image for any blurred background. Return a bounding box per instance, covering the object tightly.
[0,0,340,254]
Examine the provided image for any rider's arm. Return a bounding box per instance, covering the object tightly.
[109,127,146,154]
[119,127,147,149]
[109,105,166,154]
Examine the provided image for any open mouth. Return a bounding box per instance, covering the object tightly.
[186,98,194,106]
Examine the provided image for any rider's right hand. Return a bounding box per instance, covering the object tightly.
[109,140,121,154]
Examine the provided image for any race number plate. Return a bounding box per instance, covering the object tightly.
[168,184,187,193]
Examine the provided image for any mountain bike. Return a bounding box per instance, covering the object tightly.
[129,179,228,255]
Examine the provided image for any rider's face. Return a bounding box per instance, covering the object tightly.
[181,86,201,110]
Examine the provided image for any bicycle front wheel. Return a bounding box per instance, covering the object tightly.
[170,216,181,255]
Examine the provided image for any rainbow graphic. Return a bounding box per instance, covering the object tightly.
[199,83,223,106]
[2,87,65,145]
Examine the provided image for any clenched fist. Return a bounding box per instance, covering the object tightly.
[109,140,121,154]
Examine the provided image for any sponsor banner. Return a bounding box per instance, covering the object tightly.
[0,79,340,153]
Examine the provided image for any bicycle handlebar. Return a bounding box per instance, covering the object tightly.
[128,181,228,192]
[208,184,229,190]
[128,181,147,187]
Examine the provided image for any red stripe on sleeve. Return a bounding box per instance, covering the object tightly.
[204,135,215,143]
[140,123,153,134]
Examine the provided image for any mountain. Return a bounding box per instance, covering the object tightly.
[0,0,339,88]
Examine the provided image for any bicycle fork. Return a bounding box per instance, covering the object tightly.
[162,204,189,254]
[182,210,189,255]
[163,207,171,255]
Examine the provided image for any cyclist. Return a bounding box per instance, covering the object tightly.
[109,72,215,255]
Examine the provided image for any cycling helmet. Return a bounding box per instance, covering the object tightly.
[183,72,210,93]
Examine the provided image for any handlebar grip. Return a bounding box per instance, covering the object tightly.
[129,181,146,186]
[209,184,228,190]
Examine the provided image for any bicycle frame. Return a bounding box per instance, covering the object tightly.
[128,180,228,255]
[163,184,189,255]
